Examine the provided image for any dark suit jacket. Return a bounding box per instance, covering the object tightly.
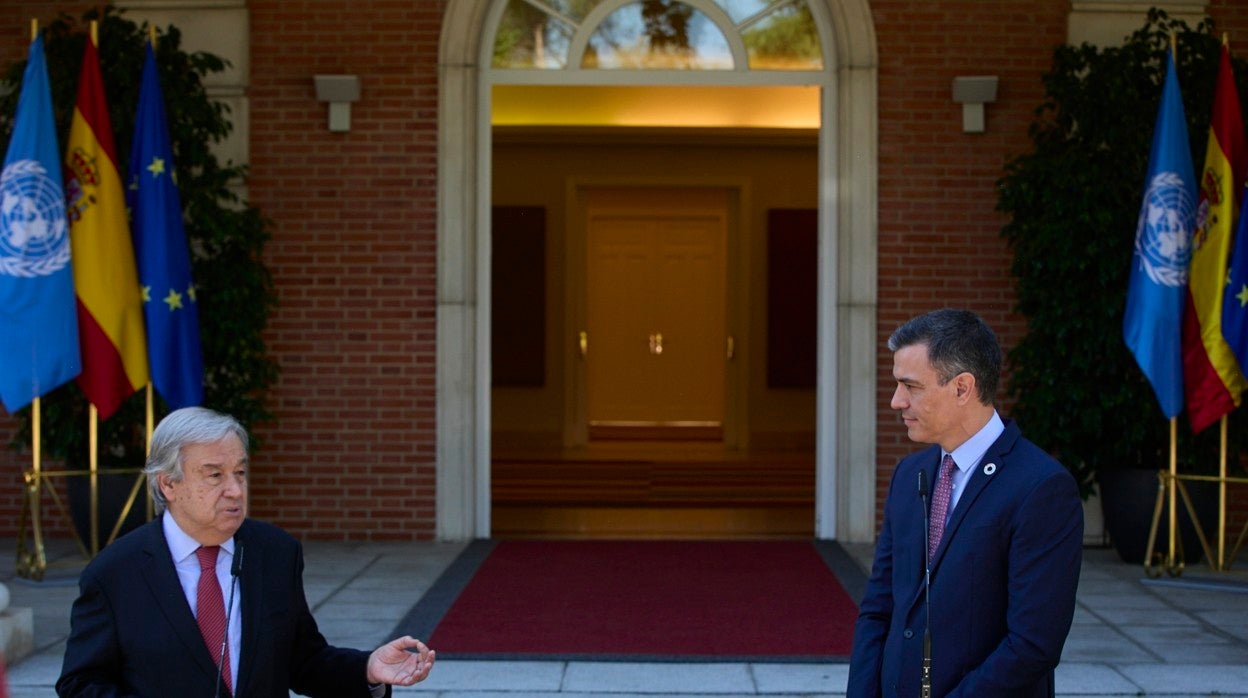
[847,420,1083,697]
[58,517,382,697]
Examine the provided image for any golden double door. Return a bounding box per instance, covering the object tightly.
[584,188,727,438]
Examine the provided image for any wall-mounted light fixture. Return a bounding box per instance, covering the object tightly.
[314,74,361,132]
[951,75,998,134]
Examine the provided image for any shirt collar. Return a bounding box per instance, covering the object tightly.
[946,410,1005,473]
[161,510,236,564]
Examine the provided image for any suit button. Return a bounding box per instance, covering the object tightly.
[903,629,914,639]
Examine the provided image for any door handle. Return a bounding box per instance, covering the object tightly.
[579,331,588,359]
[726,335,735,360]
[649,332,663,355]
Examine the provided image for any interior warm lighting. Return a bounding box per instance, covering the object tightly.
[492,85,820,129]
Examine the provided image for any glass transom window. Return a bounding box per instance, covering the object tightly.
[492,0,823,71]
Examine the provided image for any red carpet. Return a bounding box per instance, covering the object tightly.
[426,540,859,658]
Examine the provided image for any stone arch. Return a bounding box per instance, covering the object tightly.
[436,0,878,542]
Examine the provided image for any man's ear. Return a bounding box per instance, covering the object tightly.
[157,473,176,502]
[954,372,977,403]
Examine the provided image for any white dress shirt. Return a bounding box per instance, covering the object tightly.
[162,512,242,692]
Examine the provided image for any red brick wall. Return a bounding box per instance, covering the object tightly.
[1211,0,1248,58]
[244,0,445,539]
[872,1,1068,519]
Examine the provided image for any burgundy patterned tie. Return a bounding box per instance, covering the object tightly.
[928,455,956,560]
[195,546,231,694]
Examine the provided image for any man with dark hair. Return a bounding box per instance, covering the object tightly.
[58,406,436,697]
[847,308,1083,697]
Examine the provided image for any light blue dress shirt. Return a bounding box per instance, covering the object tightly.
[940,410,1005,523]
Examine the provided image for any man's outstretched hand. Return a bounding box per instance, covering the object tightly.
[367,636,436,686]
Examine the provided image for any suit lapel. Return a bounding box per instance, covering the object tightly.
[929,423,1021,570]
[234,522,263,696]
[906,449,944,610]
[138,518,222,680]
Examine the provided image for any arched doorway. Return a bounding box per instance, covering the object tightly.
[437,0,878,542]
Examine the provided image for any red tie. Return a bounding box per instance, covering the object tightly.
[195,546,231,694]
[928,455,956,560]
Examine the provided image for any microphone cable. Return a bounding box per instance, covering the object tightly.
[918,471,932,698]
[214,543,244,698]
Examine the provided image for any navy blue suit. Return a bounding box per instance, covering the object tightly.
[58,518,380,697]
[847,420,1083,697]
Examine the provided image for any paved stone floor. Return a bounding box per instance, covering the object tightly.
[2,537,1246,696]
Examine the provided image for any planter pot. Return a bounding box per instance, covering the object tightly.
[68,471,148,549]
[1097,468,1217,565]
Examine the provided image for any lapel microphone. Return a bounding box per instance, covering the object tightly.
[918,470,932,698]
[215,542,244,698]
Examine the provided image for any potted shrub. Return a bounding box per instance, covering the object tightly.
[996,9,1247,564]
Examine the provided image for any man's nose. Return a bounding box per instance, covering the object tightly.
[890,385,906,410]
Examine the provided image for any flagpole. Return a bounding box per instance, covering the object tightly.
[1228,29,1238,574]
[30,395,44,575]
[1166,32,1177,571]
[1219,30,1230,572]
[146,382,154,520]
[145,387,152,448]
[1213,30,1234,573]
[85,18,100,558]
[1163,414,1173,569]
[1219,415,1228,569]
[31,395,40,512]
[88,404,99,555]
[28,17,45,577]
[146,23,157,523]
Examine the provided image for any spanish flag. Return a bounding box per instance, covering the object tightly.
[65,26,149,418]
[1182,41,1248,433]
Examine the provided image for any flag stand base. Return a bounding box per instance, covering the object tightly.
[15,465,150,580]
[1143,470,1248,578]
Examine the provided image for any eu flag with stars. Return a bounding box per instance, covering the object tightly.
[0,34,80,413]
[127,41,204,408]
[1224,184,1248,372]
[1123,48,1196,419]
